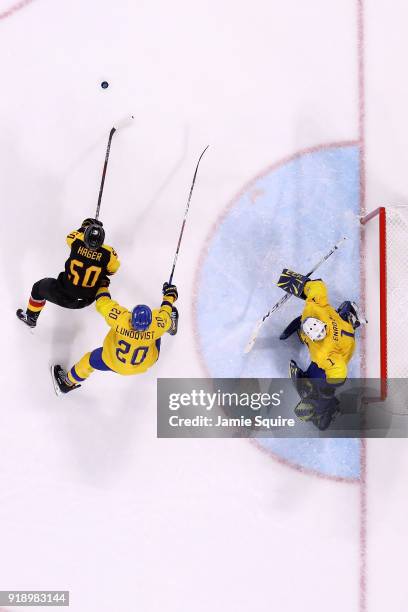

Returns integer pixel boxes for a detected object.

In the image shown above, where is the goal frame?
[360,206,387,399]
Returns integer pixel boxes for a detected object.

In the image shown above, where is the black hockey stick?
[95,115,134,220]
[169,145,209,284]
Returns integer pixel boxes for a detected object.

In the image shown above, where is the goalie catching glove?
[277,269,310,299]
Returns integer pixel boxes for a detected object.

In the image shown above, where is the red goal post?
[361,205,408,401]
[361,207,387,394]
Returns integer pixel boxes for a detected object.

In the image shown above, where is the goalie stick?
[169,145,209,284]
[244,236,348,354]
[95,115,134,220]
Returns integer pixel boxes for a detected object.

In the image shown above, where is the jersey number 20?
[116,341,148,365]
[69,260,101,288]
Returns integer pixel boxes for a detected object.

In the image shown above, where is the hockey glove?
[168,306,179,336]
[99,276,111,288]
[277,269,309,299]
[162,282,178,301]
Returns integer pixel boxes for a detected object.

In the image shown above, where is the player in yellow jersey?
[16,218,120,328]
[51,282,179,394]
[277,270,363,429]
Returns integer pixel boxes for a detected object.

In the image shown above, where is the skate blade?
[50,365,62,397]
[16,311,36,335]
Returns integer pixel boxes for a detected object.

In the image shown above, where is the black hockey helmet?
[84,224,105,251]
[81,218,103,229]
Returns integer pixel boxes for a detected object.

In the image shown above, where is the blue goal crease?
[196,145,361,480]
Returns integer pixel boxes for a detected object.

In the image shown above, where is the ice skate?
[51,365,81,396]
[16,308,39,329]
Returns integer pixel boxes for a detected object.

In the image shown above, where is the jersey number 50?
[69,260,101,288]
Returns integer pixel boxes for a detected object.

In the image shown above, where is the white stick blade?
[113,115,135,131]
[244,320,263,354]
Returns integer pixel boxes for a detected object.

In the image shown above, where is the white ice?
[0,1,407,611]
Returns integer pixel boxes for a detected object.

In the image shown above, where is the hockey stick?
[244,236,348,354]
[169,145,209,284]
[95,115,134,220]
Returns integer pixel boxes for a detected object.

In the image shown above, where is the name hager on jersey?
[62,229,120,297]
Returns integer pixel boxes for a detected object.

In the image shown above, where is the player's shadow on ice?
[49,312,86,367]
[253,334,303,356]
[249,334,304,376]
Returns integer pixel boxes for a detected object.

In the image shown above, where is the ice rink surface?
[0,1,407,610]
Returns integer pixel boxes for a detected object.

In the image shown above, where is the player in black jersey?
[16,219,120,328]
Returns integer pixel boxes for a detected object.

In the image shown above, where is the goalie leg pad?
[277,269,309,298]
[294,400,315,421]
[311,397,340,431]
[289,360,314,400]
[289,359,305,380]
[294,396,340,429]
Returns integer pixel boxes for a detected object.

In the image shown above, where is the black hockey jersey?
[59,229,120,298]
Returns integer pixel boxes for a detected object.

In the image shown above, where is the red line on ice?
[360,438,367,612]
[192,1,368,606]
[0,0,35,20]
[357,0,368,611]
[251,438,360,484]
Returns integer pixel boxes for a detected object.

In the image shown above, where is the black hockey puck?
[101,81,109,89]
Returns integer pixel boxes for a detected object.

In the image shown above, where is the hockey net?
[361,205,408,410]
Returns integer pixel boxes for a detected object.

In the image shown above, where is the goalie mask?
[302,317,327,341]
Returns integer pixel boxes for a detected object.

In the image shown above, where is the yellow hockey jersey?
[95,287,175,375]
[299,280,355,382]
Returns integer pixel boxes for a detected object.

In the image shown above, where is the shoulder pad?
[104,244,118,258]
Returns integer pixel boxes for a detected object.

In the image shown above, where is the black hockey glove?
[277,269,309,299]
[168,306,179,336]
[99,276,111,288]
[162,282,178,301]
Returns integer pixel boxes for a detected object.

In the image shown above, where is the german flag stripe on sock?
[28,296,46,312]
